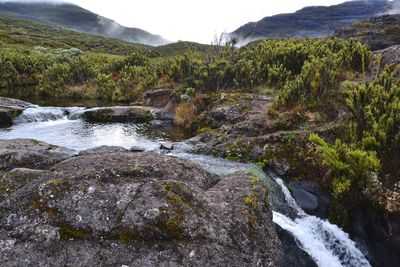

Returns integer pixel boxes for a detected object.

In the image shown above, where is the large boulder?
[375,45,400,72]
[0,139,76,171]
[0,151,283,266]
[80,106,174,124]
[81,106,154,123]
[0,97,34,127]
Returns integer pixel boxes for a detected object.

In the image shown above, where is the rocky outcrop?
[375,45,400,73]
[0,97,34,127]
[143,88,173,108]
[0,150,283,266]
[80,106,174,124]
[81,106,154,123]
[334,14,400,51]
[0,139,76,171]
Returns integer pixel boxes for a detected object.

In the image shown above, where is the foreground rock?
[0,139,76,171]
[80,106,174,124]
[0,97,34,127]
[78,145,128,156]
[0,151,282,266]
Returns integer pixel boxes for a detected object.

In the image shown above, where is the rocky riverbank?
[0,97,34,128]
[1,92,399,266]
[0,138,283,266]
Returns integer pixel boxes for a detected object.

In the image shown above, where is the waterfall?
[272,178,371,267]
[13,106,85,124]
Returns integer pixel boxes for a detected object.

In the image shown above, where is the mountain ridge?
[0,1,170,46]
[231,0,395,43]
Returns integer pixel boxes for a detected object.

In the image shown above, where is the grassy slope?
[0,17,216,56]
[0,17,150,55]
[0,2,166,46]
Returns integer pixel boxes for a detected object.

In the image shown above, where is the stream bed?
[0,105,371,267]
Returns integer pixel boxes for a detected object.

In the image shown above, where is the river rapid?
[0,105,371,267]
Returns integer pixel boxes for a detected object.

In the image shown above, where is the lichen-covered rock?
[79,145,129,156]
[375,45,400,75]
[0,97,34,127]
[0,151,282,266]
[0,139,76,171]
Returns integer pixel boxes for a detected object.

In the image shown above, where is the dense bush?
[0,38,371,104]
[346,66,400,179]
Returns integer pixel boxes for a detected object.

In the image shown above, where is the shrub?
[39,63,72,96]
[174,102,198,129]
[310,134,380,199]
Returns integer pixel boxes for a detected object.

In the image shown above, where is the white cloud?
[1,0,350,43]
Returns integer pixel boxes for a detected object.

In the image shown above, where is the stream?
[0,105,371,267]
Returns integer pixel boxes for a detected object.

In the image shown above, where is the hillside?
[0,17,217,57]
[0,17,150,55]
[231,0,393,43]
[334,14,400,50]
[0,1,169,46]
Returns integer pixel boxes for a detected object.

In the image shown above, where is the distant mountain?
[0,1,169,46]
[335,14,400,50]
[231,0,394,43]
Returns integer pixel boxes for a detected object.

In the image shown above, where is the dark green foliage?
[346,66,400,179]
[310,134,380,199]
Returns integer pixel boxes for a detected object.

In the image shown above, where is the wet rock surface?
[0,150,283,266]
[81,106,154,123]
[80,106,174,124]
[289,180,330,219]
[350,207,400,267]
[0,139,76,171]
[275,224,317,267]
[0,97,34,127]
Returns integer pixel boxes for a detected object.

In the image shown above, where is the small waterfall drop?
[272,178,371,267]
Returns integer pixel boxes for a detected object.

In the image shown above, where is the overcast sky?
[63,0,353,43]
[6,0,350,43]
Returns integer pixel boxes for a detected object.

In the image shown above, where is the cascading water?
[272,178,371,267]
[0,106,177,151]
[0,105,372,267]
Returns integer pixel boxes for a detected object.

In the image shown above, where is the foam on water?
[273,178,371,267]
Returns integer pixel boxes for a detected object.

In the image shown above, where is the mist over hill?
[0,1,170,46]
[231,0,396,43]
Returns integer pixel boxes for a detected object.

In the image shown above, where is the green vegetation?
[1,16,399,225]
[309,63,400,226]
[0,18,370,106]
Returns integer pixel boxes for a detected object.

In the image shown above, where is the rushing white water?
[273,178,371,267]
[0,106,177,151]
[0,106,371,267]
